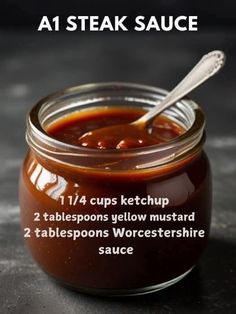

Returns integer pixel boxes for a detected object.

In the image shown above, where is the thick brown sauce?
[47,107,184,149]
[20,106,211,293]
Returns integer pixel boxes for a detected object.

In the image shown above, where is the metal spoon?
[78,50,225,148]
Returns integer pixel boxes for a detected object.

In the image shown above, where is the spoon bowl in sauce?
[78,116,182,149]
[78,51,225,149]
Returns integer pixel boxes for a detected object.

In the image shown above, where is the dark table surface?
[0,29,236,314]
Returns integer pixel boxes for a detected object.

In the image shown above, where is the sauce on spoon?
[47,107,184,149]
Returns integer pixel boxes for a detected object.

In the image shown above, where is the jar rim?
[26,82,205,169]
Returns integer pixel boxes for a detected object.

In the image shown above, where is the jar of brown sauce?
[19,82,212,296]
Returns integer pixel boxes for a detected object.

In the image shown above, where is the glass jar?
[19,82,212,296]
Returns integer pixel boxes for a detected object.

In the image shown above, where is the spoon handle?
[135,50,226,125]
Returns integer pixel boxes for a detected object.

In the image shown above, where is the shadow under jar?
[19,82,212,296]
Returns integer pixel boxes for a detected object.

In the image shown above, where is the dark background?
[0,1,236,314]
